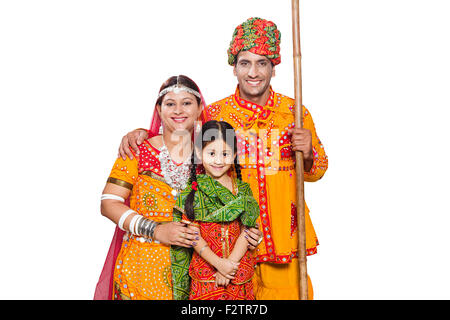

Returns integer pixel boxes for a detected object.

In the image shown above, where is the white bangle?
[199,244,208,257]
[118,209,135,231]
[129,214,142,235]
[101,194,125,202]
[134,216,143,235]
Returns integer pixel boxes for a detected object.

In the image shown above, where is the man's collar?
[234,86,275,111]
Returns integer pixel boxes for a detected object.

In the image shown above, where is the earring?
[159,125,163,135]
[196,123,201,133]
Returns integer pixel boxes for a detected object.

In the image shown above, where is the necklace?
[158,138,191,193]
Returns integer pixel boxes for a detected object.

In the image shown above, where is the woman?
[96,75,205,300]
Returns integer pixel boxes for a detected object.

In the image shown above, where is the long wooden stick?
[291,0,308,300]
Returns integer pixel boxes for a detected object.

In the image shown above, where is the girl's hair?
[156,75,202,106]
[184,120,241,220]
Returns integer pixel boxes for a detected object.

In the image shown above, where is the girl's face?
[157,91,202,134]
[201,139,236,181]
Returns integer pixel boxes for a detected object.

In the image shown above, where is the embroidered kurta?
[203,87,328,264]
[108,140,178,300]
[171,174,260,300]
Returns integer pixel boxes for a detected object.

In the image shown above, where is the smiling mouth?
[210,165,225,170]
[246,80,262,86]
[171,117,187,123]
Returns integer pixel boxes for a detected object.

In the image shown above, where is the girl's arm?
[189,224,239,279]
[227,227,249,263]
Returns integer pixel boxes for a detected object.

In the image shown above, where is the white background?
[1,0,449,299]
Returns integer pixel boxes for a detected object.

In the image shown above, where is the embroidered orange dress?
[108,140,177,300]
[202,86,328,299]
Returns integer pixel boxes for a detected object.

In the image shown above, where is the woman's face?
[201,139,236,181]
[157,91,202,134]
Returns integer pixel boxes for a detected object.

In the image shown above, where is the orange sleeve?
[303,106,328,182]
[107,155,139,190]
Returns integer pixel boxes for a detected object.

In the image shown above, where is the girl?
[171,120,260,300]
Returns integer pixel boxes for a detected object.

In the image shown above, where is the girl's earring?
[159,125,163,135]
[196,123,201,133]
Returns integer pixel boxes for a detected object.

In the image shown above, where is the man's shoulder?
[204,94,234,120]
[207,93,234,108]
[272,90,295,105]
[207,91,296,105]
[272,91,313,116]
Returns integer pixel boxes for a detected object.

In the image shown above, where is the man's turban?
[227,17,281,66]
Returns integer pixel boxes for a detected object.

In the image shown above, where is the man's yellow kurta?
[203,86,328,299]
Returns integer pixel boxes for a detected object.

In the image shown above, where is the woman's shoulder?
[137,136,162,154]
[146,135,163,150]
[134,136,163,172]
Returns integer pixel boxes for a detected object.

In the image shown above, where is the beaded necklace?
[158,138,191,193]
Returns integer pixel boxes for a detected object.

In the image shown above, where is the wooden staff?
[291,0,308,300]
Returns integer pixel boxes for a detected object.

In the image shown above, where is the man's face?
[233,50,275,102]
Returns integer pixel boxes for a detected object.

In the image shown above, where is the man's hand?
[118,129,149,160]
[288,127,314,171]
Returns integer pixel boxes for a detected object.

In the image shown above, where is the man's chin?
[241,88,266,99]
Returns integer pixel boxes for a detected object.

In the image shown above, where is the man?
[119,17,327,300]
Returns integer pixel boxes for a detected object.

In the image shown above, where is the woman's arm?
[101,183,135,230]
[101,183,197,247]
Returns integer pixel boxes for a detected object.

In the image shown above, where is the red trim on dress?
[138,140,162,176]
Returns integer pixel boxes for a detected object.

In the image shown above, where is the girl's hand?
[214,272,230,287]
[215,258,239,279]
[153,222,199,247]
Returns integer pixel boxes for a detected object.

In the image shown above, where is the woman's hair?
[184,120,242,220]
[156,75,202,106]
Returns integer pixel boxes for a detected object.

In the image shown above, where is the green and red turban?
[227,17,281,66]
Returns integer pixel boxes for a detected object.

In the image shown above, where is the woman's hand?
[153,221,199,247]
[244,224,263,250]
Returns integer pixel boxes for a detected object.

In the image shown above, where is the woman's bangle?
[136,218,160,239]
[199,244,208,257]
[118,209,135,231]
[101,193,125,202]
[149,221,160,239]
[129,214,142,235]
